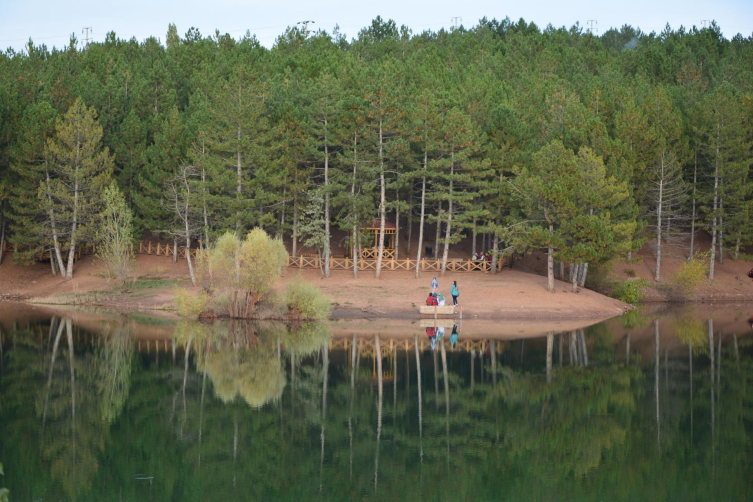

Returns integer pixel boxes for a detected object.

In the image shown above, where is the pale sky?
[1,0,751,53]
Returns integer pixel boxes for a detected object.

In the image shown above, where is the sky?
[0,0,751,53]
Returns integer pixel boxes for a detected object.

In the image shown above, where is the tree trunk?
[690,151,697,258]
[407,192,413,255]
[375,111,386,279]
[491,227,499,274]
[278,189,286,241]
[718,195,724,264]
[578,262,589,287]
[351,132,359,278]
[415,155,427,279]
[0,205,5,265]
[547,223,554,292]
[200,143,210,247]
[292,202,298,259]
[440,159,453,276]
[709,126,720,280]
[236,120,243,230]
[471,217,477,258]
[323,129,331,278]
[65,175,80,280]
[173,236,178,263]
[434,201,442,261]
[571,263,578,292]
[50,248,57,276]
[559,261,565,280]
[185,211,196,286]
[395,187,400,261]
[655,155,664,282]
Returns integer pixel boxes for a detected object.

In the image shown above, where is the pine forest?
[0,17,751,288]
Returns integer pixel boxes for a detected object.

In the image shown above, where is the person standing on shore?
[431,277,438,294]
[451,281,459,306]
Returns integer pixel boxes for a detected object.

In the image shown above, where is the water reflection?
[0,306,752,501]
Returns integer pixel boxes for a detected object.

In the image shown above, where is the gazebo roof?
[365,219,397,230]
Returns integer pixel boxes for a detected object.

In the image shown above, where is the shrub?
[285,276,332,320]
[624,268,637,278]
[174,288,211,317]
[611,279,649,305]
[205,230,288,318]
[673,252,708,291]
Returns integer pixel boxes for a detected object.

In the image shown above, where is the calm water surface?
[0,305,752,501]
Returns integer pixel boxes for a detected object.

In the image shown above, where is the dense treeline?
[0,18,751,288]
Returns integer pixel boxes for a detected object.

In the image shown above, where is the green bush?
[284,276,331,320]
[174,288,211,317]
[673,252,708,290]
[611,279,649,305]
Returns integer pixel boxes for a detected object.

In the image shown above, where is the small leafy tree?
[206,229,288,319]
[285,274,332,320]
[96,183,135,289]
[297,188,328,276]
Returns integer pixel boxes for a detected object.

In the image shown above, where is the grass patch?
[132,276,183,290]
[29,290,116,305]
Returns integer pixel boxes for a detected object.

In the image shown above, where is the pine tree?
[42,98,114,280]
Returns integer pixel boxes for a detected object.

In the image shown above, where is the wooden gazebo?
[358,219,396,260]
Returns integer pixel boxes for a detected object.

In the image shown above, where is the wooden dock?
[419,305,460,318]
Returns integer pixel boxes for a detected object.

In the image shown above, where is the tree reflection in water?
[0,312,752,501]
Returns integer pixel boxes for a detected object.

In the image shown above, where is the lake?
[0,303,751,501]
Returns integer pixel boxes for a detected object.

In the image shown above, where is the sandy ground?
[0,251,630,320]
[2,229,747,319]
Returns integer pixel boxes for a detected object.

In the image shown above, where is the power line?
[451,17,462,30]
[81,26,92,46]
[586,20,597,35]
[296,20,315,37]
[700,20,710,29]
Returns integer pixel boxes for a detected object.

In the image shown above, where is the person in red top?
[426,293,438,306]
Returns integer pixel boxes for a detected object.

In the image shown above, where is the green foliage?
[174,288,210,317]
[204,229,288,318]
[1,17,752,294]
[611,279,649,305]
[673,252,709,291]
[284,276,332,320]
[96,183,135,288]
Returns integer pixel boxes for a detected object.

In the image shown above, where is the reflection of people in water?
[430,336,438,351]
[437,326,445,339]
[748,317,753,329]
[426,326,437,337]
[450,324,459,347]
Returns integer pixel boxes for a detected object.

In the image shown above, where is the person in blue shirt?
[450,324,459,347]
[450,281,459,306]
[431,277,439,294]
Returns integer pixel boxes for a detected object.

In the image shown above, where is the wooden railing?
[287,255,505,273]
[136,241,200,258]
[361,248,395,259]
[3,237,501,273]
